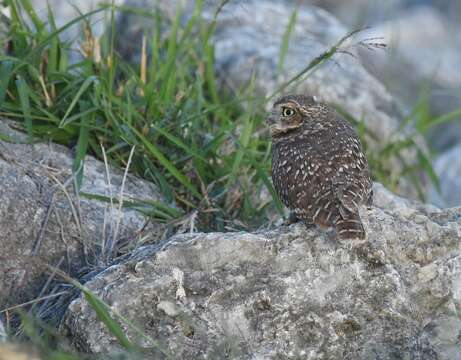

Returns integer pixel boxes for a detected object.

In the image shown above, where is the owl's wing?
[333,137,371,213]
[335,182,364,214]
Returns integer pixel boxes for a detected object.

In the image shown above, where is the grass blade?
[73,101,92,190]
[15,76,33,142]
[227,74,256,186]
[131,126,202,199]
[416,145,440,192]
[420,107,461,132]
[19,0,45,33]
[82,290,136,352]
[246,148,284,215]
[59,76,96,127]
[277,4,299,78]
[269,28,364,100]
[150,123,208,162]
[0,60,14,106]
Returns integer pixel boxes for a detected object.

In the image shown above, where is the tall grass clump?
[0,0,284,232]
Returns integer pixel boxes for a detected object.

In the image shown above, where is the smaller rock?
[0,119,167,309]
[372,182,410,210]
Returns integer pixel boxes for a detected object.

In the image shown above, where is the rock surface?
[429,144,461,208]
[0,120,166,309]
[63,183,461,359]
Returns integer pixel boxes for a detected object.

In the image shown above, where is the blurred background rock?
[20,0,461,208]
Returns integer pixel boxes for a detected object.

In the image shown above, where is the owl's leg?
[302,220,316,229]
[283,211,301,225]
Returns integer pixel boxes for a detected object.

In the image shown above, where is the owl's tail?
[335,209,365,240]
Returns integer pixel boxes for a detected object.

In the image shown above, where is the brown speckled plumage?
[267,94,372,239]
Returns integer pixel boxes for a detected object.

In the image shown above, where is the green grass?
[1,0,461,357]
[0,0,287,233]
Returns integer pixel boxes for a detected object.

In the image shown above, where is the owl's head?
[266,94,319,137]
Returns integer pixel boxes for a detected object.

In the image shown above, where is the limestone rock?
[0,120,166,309]
[63,186,461,359]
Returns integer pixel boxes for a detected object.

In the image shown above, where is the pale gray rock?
[359,6,461,151]
[306,0,405,27]
[372,181,410,210]
[0,120,166,309]
[429,144,461,208]
[63,187,461,359]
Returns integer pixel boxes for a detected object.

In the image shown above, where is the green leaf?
[420,107,461,132]
[82,290,137,352]
[416,146,440,193]
[247,149,284,215]
[73,101,92,190]
[150,122,208,162]
[277,5,298,77]
[80,191,183,220]
[227,74,255,186]
[15,76,33,143]
[59,76,96,127]
[19,0,46,33]
[131,126,202,199]
[0,60,14,106]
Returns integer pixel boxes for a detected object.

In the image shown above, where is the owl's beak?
[266,114,282,136]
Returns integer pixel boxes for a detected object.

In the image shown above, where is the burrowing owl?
[267,94,372,239]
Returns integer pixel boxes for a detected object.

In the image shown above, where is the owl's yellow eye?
[282,107,295,117]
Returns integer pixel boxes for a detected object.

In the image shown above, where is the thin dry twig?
[29,257,64,315]
[100,144,114,261]
[0,291,70,314]
[110,145,136,257]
